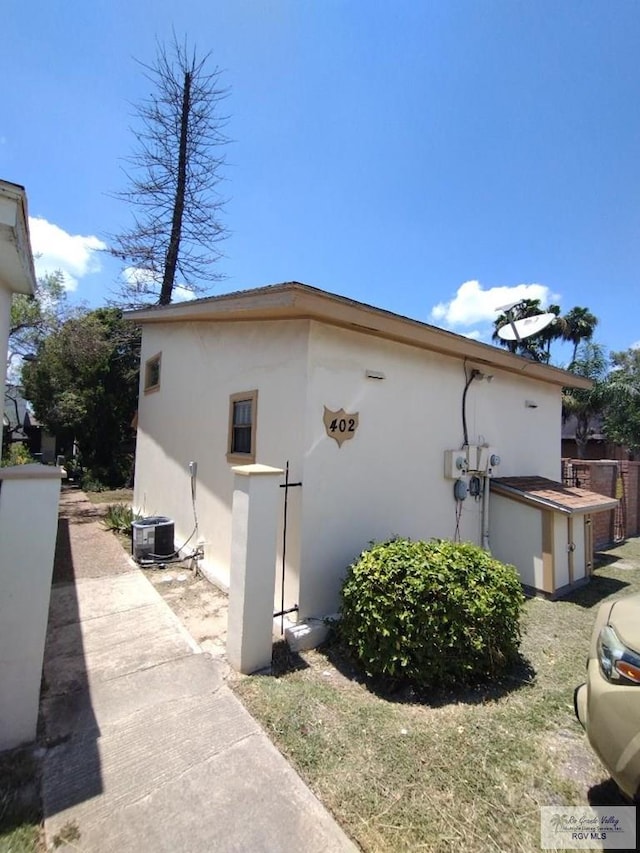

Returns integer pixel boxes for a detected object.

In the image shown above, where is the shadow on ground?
[268,640,311,676]
[587,777,632,807]
[39,507,103,812]
[562,572,631,610]
[268,633,537,709]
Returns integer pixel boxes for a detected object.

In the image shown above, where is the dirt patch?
[142,566,228,657]
[544,728,603,789]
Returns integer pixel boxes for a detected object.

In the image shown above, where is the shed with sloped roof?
[490,476,618,596]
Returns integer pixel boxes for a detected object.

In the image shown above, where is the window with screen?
[227,390,258,462]
[144,353,161,393]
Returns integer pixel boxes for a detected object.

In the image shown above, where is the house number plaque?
[323,406,359,447]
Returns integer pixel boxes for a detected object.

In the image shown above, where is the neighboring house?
[3,384,30,448]
[3,384,57,462]
[561,413,630,461]
[127,282,615,620]
[0,181,34,390]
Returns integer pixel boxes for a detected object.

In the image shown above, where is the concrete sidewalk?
[40,490,357,852]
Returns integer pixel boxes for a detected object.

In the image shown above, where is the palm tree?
[492,299,558,362]
[493,301,599,367]
[602,348,640,458]
[562,342,611,458]
[538,303,564,361]
[562,307,598,364]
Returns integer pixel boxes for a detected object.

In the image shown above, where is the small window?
[227,390,258,463]
[144,353,161,393]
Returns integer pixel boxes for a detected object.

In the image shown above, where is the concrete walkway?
[40,489,357,852]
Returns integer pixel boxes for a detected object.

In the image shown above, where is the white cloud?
[123,267,197,302]
[123,266,158,288]
[29,216,106,291]
[172,286,197,302]
[631,341,640,350]
[430,280,559,328]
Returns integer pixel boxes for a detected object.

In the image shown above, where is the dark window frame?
[144,353,162,394]
[227,390,258,463]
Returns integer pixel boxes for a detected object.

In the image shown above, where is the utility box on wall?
[444,445,502,479]
[489,477,618,598]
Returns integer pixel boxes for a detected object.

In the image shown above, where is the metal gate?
[273,460,302,634]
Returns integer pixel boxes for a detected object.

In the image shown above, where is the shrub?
[339,538,525,688]
[64,458,83,481]
[80,455,134,492]
[1,443,34,467]
[102,504,139,534]
[81,471,107,492]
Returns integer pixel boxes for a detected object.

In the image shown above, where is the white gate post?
[0,465,61,750]
[227,463,284,674]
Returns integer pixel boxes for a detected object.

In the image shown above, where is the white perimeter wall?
[0,466,61,749]
[134,320,308,606]
[298,322,562,617]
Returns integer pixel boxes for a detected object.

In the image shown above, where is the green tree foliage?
[339,538,524,688]
[492,300,598,366]
[8,270,69,370]
[21,308,140,486]
[111,35,228,306]
[492,299,557,362]
[4,270,73,449]
[562,306,599,364]
[1,442,34,467]
[602,347,640,457]
[562,342,613,459]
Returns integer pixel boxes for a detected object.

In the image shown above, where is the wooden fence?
[562,459,640,549]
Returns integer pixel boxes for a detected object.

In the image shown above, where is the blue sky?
[2,1,639,361]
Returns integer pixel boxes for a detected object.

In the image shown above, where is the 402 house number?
[323,406,359,448]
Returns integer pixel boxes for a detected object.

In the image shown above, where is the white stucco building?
[128,282,613,624]
[0,181,36,385]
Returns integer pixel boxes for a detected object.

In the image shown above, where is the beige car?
[575,593,640,801]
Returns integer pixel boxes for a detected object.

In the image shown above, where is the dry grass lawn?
[85,488,133,506]
[233,539,640,852]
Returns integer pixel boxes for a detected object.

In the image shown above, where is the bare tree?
[9,270,67,363]
[111,36,229,306]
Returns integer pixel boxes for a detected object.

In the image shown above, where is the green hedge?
[339,538,525,687]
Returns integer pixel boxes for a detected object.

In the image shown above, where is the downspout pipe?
[481,475,491,552]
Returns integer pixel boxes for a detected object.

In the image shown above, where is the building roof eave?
[0,180,36,296]
[124,281,592,390]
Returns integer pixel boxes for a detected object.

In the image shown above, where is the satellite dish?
[496,300,522,313]
[497,312,556,342]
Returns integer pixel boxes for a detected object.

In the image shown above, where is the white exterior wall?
[572,517,586,583]
[297,322,562,617]
[135,316,565,621]
[134,320,308,605]
[553,513,570,589]
[0,284,11,394]
[489,494,544,589]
